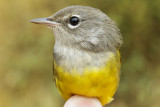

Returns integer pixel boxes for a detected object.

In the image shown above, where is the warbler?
[30,5,123,106]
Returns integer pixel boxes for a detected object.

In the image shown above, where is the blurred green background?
[0,0,160,107]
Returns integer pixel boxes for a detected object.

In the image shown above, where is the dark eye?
[69,16,80,26]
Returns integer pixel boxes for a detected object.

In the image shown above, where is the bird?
[30,5,123,106]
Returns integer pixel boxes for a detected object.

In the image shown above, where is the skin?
[64,95,102,107]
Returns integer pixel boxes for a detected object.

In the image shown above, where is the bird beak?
[30,17,58,26]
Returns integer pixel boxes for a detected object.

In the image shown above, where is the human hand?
[64,95,102,107]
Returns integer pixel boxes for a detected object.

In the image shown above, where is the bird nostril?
[47,18,53,21]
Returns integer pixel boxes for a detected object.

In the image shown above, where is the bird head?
[31,5,123,53]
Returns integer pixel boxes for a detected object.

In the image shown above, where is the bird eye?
[69,16,80,26]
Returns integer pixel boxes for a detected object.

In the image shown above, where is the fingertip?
[64,95,102,107]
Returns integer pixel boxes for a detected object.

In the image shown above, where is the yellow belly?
[54,52,121,105]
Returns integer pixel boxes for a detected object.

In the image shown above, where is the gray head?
[31,5,123,53]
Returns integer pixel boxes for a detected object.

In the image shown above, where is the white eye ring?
[68,15,81,29]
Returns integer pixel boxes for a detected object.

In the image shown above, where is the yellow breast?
[54,51,121,105]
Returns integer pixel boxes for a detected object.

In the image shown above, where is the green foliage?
[0,0,160,107]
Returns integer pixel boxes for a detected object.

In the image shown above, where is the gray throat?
[53,42,112,72]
